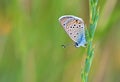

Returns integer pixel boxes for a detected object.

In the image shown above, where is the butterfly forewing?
[59,15,85,42]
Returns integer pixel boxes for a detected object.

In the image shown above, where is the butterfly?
[58,15,87,48]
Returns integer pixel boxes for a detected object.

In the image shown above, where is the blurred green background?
[0,0,120,82]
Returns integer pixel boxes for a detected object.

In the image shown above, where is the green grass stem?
[81,0,99,82]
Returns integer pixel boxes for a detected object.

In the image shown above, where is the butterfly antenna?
[61,43,75,48]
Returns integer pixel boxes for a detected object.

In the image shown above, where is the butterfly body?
[59,15,86,47]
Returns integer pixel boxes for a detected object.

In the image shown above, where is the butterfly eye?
[75,42,79,47]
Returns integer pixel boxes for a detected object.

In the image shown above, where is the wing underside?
[59,15,85,42]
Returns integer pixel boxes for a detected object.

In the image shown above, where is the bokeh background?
[0,0,120,82]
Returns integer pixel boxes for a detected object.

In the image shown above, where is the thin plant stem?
[81,0,99,82]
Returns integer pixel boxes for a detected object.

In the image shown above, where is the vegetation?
[0,0,120,82]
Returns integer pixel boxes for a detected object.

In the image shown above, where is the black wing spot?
[70,26,72,28]
[76,26,78,28]
[73,26,74,28]
[74,36,76,37]
[63,24,65,26]
[76,20,78,22]
[77,33,79,35]
[79,25,81,27]
[70,33,72,35]
[74,24,76,26]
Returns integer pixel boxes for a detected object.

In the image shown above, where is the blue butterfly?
[59,15,86,47]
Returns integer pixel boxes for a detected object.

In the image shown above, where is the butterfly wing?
[59,15,85,43]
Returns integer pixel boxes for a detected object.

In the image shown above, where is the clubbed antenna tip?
[61,45,66,48]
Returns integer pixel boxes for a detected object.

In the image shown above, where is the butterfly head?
[74,42,86,48]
